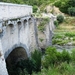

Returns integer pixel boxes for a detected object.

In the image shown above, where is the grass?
[52,17,75,46]
[32,47,75,75]
[32,63,75,75]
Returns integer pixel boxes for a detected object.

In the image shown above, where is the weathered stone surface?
[0,3,56,75]
[0,2,32,20]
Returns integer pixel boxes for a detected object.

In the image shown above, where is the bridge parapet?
[0,2,32,20]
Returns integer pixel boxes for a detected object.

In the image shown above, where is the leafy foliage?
[7,59,36,75]
[71,48,75,64]
[54,0,75,16]
[61,50,71,63]
[57,15,64,23]
[38,18,50,32]
[33,5,38,13]
[42,47,71,68]
[31,50,42,72]
[68,7,75,16]
[7,49,41,75]
[54,20,59,27]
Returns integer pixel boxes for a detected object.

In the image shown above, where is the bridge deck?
[0,2,32,20]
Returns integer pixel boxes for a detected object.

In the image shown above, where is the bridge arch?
[4,43,30,59]
[5,44,30,75]
[6,47,28,67]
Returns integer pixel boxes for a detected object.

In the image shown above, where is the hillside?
[0,0,63,13]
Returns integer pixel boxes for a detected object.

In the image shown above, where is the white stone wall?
[1,17,30,59]
[0,39,8,75]
[0,15,39,75]
[0,2,32,20]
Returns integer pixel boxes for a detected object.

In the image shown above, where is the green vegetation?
[52,39,69,45]
[53,17,75,46]
[42,47,71,68]
[54,15,64,27]
[57,15,64,23]
[7,50,41,75]
[1,0,56,13]
[54,20,59,27]
[38,17,50,32]
[7,46,75,75]
[1,0,75,16]
[68,7,75,16]
[33,64,75,75]
[39,38,44,42]
[54,0,75,16]
[71,48,75,64]
[7,59,35,75]
[31,50,41,72]
[65,32,75,37]
[33,47,75,75]
[33,5,38,13]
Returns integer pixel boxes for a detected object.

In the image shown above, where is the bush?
[71,48,75,64]
[7,50,42,75]
[54,20,59,27]
[33,5,38,13]
[68,7,75,16]
[54,1,61,7]
[65,32,75,37]
[42,47,57,68]
[31,50,42,72]
[61,50,71,63]
[57,15,64,23]
[42,47,71,68]
[15,59,36,75]
[7,58,35,75]
[56,52,62,63]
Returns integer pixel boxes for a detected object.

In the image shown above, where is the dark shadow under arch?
[6,47,28,67]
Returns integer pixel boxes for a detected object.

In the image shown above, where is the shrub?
[33,5,38,13]
[68,7,75,16]
[15,59,36,75]
[42,47,71,68]
[56,62,70,74]
[71,48,75,64]
[31,50,42,72]
[38,23,45,32]
[57,15,64,23]
[54,1,61,7]
[54,20,59,27]
[65,32,75,37]
[61,50,71,63]
[56,52,62,63]
[42,47,57,68]
[7,58,35,75]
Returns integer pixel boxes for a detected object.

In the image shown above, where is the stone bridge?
[0,2,56,75]
[0,2,39,75]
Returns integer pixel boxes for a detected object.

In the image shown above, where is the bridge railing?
[0,2,32,20]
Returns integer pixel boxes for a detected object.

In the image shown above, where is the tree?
[68,0,75,7]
